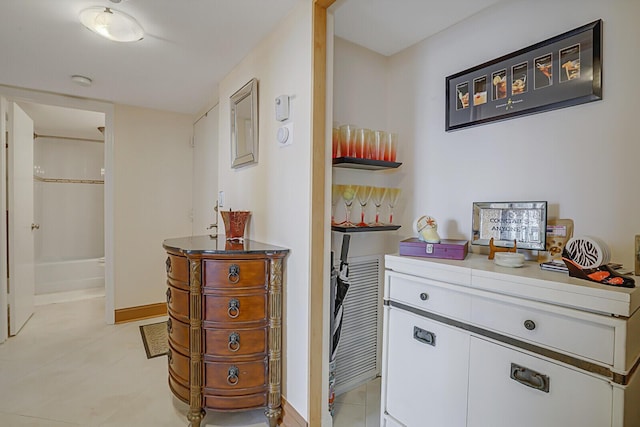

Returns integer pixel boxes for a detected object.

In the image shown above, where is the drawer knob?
[524,319,536,331]
[166,288,172,304]
[419,292,429,301]
[228,332,240,352]
[227,365,239,386]
[228,298,240,318]
[165,256,172,273]
[167,318,173,334]
[228,264,240,283]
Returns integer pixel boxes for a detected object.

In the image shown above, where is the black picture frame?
[445,20,602,131]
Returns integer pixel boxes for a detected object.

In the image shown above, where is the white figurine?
[415,215,441,243]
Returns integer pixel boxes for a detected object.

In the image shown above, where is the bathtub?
[35,257,105,295]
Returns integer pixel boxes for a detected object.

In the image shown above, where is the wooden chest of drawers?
[163,236,288,427]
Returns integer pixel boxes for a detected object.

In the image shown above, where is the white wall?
[113,105,193,309]
[217,1,313,418]
[385,0,640,268]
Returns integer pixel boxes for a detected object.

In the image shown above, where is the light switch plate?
[275,95,289,121]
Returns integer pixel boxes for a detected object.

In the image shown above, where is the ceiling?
[1,0,500,133]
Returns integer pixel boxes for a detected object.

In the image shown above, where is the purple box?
[399,238,469,260]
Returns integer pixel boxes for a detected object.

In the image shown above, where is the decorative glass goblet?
[355,185,373,227]
[341,184,358,226]
[370,186,387,225]
[386,188,401,224]
[331,184,344,226]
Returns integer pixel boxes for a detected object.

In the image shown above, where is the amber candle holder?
[220,210,251,241]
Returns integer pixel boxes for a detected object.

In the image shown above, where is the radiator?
[334,254,383,395]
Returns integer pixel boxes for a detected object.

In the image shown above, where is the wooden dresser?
[162,235,289,427]
[381,253,640,427]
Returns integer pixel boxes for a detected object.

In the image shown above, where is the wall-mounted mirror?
[230,78,258,168]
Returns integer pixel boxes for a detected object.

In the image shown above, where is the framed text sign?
[472,201,547,250]
[446,20,602,131]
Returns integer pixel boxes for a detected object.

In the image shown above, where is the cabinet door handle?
[413,326,436,347]
[227,365,239,386]
[166,288,172,304]
[165,256,172,273]
[228,332,240,352]
[524,319,536,330]
[510,363,549,393]
[228,264,240,283]
[228,298,240,318]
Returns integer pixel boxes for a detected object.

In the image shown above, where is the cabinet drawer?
[168,373,189,404]
[166,254,189,282]
[204,358,267,391]
[204,327,267,357]
[384,307,469,427]
[471,296,615,365]
[166,285,189,322]
[387,272,472,322]
[168,344,190,384]
[168,316,189,355]
[204,392,267,411]
[468,337,612,427]
[204,294,267,323]
[204,260,266,289]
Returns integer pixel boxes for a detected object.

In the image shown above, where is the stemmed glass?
[331,184,344,226]
[340,184,358,226]
[386,188,401,224]
[370,186,387,226]
[355,185,373,227]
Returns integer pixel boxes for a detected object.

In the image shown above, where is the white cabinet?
[381,254,640,427]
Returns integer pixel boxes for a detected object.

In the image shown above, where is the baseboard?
[114,302,166,324]
[281,397,307,427]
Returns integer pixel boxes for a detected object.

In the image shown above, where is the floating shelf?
[332,157,402,170]
[331,224,401,233]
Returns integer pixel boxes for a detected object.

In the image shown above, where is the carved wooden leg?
[187,408,205,427]
[265,407,281,427]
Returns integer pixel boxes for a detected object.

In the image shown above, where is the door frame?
[0,86,115,343]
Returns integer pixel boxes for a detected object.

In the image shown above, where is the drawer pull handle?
[166,288,172,304]
[524,319,536,330]
[510,363,549,393]
[228,264,240,283]
[413,326,436,347]
[228,332,240,352]
[228,298,240,318]
[419,292,429,301]
[165,256,172,273]
[167,318,173,334]
[227,365,239,386]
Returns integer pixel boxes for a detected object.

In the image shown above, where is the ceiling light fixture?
[79,7,144,42]
[71,75,93,87]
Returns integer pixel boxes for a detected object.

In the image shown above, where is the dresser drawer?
[388,272,472,322]
[471,295,615,365]
[166,254,189,282]
[204,358,267,391]
[168,344,190,384]
[168,316,189,355]
[204,392,267,411]
[204,294,267,323]
[204,260,267,290]
[168,373,190,404]
[204,327,267,357]
[166,285,189,322]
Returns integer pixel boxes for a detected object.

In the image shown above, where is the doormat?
[139,321,169,359]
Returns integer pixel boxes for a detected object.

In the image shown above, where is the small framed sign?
[446,20,602,131]
[472,201,547,250]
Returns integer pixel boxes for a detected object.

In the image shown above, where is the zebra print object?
[564,236,610,269]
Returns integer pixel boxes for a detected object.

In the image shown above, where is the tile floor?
[0,296,380,427]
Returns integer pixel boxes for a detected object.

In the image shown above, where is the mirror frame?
[230,78,258,168]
